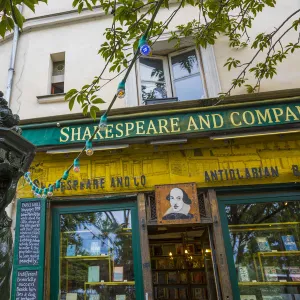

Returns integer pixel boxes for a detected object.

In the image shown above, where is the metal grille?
[198,192,207,217]
[148,193,157,220]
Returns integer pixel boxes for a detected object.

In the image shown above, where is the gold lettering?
[82,127,92,140]
[125,122,135,136]
[230,112,241,126]
[242,111,255,125]
[295,106,300,115]
[71,127,82,141]
[93,126,104,140]
[136,121,145,134]
[198,115,210,129]
[187,116,199,131]
[158,119,169,134]
[170,118,180,132]
[212,114,224,128]
[115,123,124,138]
[285,107,299,121]
[272,108,284,123]
[146,120,158,134]
[105,124,114,138]
[255,109,273,124]
[60,127,70,142]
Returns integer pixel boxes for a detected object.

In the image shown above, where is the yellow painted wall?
[17,135,300,198]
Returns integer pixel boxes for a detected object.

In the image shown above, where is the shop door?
[148,225,219,300]
[50,201,143,300]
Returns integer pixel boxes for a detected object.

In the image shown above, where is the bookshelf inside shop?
[59,209,136,300]
[229,222,300,300]
[149,228,217,300]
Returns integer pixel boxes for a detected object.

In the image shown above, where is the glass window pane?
[59,210,136,300]
[141,82,167,100]
[173,74,205,101]
[140,58,165,82]
[171,50,200,79]
[225,201,300,299]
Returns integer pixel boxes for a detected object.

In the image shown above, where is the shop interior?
[147,225,218,300]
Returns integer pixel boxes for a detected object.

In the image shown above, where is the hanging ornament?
[42,188,48,199]
[62,170,69,180]
[56,180,61,189]
[85,140,94,156]
[98,114,107,131]
[116,81,126,98]
[48,185,54,197]
[24,172,31,183]
[36,188,43,198]
[73,158,80,172]
[139,35,151,56]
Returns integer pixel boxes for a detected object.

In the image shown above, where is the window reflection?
[59,210,135,300]
[226,201,300,299]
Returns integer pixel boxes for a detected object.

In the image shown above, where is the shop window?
[224,199,300,299]
[138,48,206,104]
[50,52,65,95]
[58,209,137,299]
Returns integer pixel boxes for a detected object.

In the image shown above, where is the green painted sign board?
[11,199,46,300]
[22,101,300,146]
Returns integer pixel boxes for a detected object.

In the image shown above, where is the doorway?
[148,225,218,300]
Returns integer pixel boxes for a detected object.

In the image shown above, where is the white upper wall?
[0,0,299,120]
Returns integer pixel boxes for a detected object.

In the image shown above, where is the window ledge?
[37,93,66,104]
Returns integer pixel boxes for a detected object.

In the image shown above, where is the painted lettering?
[60,127,70,142]
[230,112,242,127]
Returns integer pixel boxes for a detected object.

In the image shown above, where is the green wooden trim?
[217,191,300,300]
[11,198,46,300]
[50,200,144,300]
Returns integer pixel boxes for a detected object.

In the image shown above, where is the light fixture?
[73,158,80,172]
[62,170,69,180]
[150,139,187,145]
[56,180,61,189]
[48,185,54,197]
[99,114,108,131]
[46,144,130,154]
[169,252,173,256]
[139,35,151,56]
[85,140,94,156]
[116,81,125,98]
[210,128,300,140]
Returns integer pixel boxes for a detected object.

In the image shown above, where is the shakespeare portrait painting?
[155,183,200,224]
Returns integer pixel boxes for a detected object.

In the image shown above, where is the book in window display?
[256,237,271,252]
[152,272,158,284]
[167,271,177,284]
[238,265,250,282]
[282,235,298,251]
[168,288,178,299]
[158,272,167,284]
[288,267,300,282]
[66,244,76,256]
[180,271,188,283]
[264,266,278,282]
[90,240,101,256]
[178,288,187,300]
[157,287,166,299]
[66,293,78,300]
[113,266,124,281]
[240,296,257,300]
[262,296,286,300]
[193,287,207,300]
[89,295,100,300]
[192,271,205,284]
[116,295,126,300]
[88,266,100,282]
[157,258,168,270]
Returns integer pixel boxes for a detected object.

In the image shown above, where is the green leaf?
[92,98,105,104]
[12,5,24,28]
[65,89,78,100]
[78,2,84,13]
[90,106,98,120]
[68,97,75,111]
[0,19,8,38]
[72,0,80,7]
[23,0,36,12]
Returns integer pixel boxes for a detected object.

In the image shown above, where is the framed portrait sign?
[155,183,200,224]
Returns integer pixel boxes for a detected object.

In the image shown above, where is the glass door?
[51,202,143,300]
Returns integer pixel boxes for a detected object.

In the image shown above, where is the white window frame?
[137,47,208,104]
[137,55,173,104]
[168,46,207,100]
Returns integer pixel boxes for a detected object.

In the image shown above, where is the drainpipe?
[5,5,23,222]
[5,4,23,106]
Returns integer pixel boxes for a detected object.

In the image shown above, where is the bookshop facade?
[12,96,300,300]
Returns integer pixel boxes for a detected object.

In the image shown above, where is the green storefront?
[11,92,300,300]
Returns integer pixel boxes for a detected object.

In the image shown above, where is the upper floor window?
[138,48,206,104]
[50,52,65,95]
